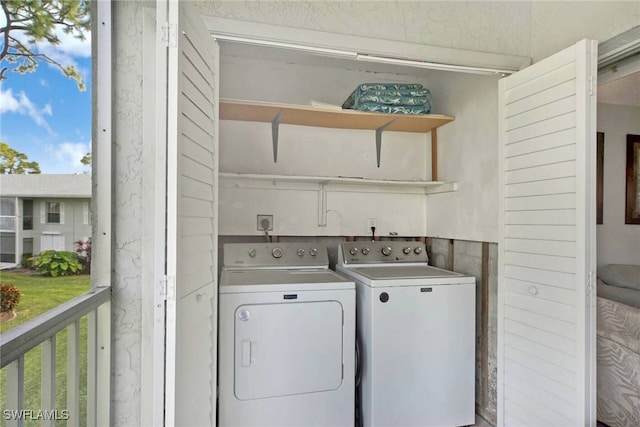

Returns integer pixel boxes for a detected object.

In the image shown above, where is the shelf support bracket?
[271,110,283,162]
[375,119,397,167]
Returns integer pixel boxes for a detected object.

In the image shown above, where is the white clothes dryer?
[336,241,476,427]
[219,243,355,427]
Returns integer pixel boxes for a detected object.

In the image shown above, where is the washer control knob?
[297,248,305,257]
[414,246,423,254]
[309,248,318,257]
[272,247,283,258]
[362,247,370,255]
[349,247,359,256]
[381,246,392,256]
[403,247,412,254]
[248,248,256,257]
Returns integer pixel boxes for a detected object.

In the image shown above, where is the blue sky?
[0,23,91,174]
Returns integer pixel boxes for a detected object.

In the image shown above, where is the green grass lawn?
[0,271,91,427]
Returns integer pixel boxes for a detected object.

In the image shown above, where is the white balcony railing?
[0,287,111,427]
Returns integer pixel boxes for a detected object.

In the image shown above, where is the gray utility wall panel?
[428,238,498,425]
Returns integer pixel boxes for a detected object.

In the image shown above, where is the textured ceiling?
[598,70,640,107]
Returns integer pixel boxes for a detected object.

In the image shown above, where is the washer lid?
[220,268,355,293]
[352,265,463,280]
[337,264,475,287]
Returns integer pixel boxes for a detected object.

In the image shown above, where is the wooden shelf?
[219,172,457,195]
[219,99,454,168]
[220,99,454,133]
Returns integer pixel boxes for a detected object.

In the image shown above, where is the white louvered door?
[165,2,219,426]
[498,40,597,426]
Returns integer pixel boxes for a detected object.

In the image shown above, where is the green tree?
[0,0,91,90]
[80,151,90,165]
[0,141,41,174]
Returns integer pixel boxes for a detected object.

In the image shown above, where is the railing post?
[96,299,111,426]
[85,297,111,426]
[87,310,97,426]
[67,321,80,427]
[6,357,25,427]
[41,336,57,427]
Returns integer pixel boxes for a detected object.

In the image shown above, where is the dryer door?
[234,300,344,400]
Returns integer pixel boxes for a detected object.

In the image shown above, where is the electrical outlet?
[368,218,377,229]
[257,214,273,231]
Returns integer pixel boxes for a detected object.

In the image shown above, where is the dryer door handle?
[242,340,252,367]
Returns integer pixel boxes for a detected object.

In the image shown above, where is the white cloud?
[50,142,91,172]
[35,25,91,65]
[40,79,49,87]
[11,23,91,80]
[0,87,21,112]
[0,87,54,134]
[52,26,92,58]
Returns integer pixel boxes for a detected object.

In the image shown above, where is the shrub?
[0,284,21,313]
[74,238,91,274]
[21,252,34,269]
[32,250,83,277]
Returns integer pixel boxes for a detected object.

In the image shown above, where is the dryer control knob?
[297,248,305,257]
[362,247,370,255]
[309,248,318,256]
[414,246,423,254]
[381,246,392,256]
[272,247,284,258]
[349,247,359,256]
[248,248,256,257]
[403,247,412,254]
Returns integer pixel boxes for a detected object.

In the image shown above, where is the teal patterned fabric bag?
[342,83,433,114]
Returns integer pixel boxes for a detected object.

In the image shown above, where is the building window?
[23,238,33,254]
[0,198,16,231]
[83,202,90,225]
[46,202,62,224]
[41,234,65,252]
[22,238,34,265]
[0,232,16,263]
[23,200,33,230]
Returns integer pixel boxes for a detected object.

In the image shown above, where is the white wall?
[425,72,501,242]
[530,2,640,62]
[596,103,640,268]
[218,54,435,237]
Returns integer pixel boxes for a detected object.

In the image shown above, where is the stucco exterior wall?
[111,1,151,425]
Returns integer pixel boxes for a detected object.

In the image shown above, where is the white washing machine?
[336,241,475,427]
[218,243,355,427]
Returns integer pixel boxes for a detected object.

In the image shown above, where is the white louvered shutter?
[164,2,219,426]
[497,39,597,426]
